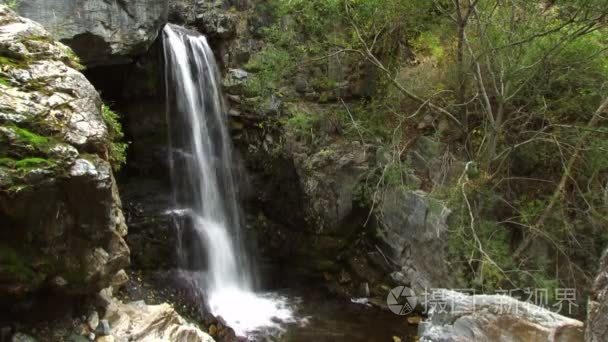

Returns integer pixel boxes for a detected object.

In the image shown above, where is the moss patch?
[14,157,53,169]
[9,125,51,149]
[0,245,36,282]
[0,55,29,69]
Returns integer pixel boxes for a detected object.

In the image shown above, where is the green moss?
[0,157,16,168]
[102,105,128,171]
[63,48,84,70]
[26,35,52,43]
[0,245,36,282]
[14,157,52,169]
[0,76,10,86]
[9,125,50,148]
[0,55,29,69]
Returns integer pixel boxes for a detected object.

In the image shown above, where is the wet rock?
[110,270,129,292]
[87,311,100,331]
[11,333,36,342]
[95,319,111,336]
[70,335,89,342]
[419,289,584,342]
[4,0,169,66]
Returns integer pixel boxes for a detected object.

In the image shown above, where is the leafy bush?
[101,105,128,171]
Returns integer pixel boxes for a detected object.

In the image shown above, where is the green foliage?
[243,46,292,97]
[5,0,18,10]
[283,108,318,133]
[101,105,128,171]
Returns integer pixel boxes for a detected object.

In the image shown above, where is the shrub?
[101,105,128,171]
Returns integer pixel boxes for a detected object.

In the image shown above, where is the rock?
[586,247,608,341]
[290,140,372,234]
[193,2,237,38]
[223,68,249,95]
[208,324,218,336]
[419,289,584,342]
[357,282,370,297]
[103,297,214,342]
[4,0,169,66]
[294,76,308,93]
[88,333,95,341]
[110,269,129,292]
[1,327,12,341]
[87,311,100,331]
[66,334,88,342]
[377,189,451,294]
[0,5,129,297]
[96,319,111,336]
[95,336,114,342]
[11,333,36,342]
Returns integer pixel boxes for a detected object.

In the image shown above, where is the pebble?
[95,320,110,336]
[208,325,217,336]
[407,316,422,325]
[88,332,95,341]
[11,333,37,342]
[87,311,99,331]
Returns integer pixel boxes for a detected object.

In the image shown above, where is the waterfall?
[162,24,292,336]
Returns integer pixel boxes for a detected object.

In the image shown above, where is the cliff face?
[586,248,608,341]
[0,5,128,298]
[2,0,168,66]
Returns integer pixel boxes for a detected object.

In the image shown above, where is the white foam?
[208,288,294,336]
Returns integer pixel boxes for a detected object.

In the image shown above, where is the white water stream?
[163,24,293,336]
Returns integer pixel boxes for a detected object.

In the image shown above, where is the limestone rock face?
[420,290,584,342]
[104,297,215,342]
[586,248,608,341]
[3,0,168,66]
[377,188,451,294]
[0,5,128,296]
[289,139,372,234]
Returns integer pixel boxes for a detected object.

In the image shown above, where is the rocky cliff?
[2,0,168,67]
[586,247,608,341]
[0,5,128,299]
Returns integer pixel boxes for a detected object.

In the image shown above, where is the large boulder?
[586,247,608,341]
[289,139,372,234]
[419,289,584,342]
[0,5,128,296]
[2,0,168,66]
[377,188,451,293]
[103,296,215,342]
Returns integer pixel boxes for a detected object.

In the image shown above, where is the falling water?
[163,24,292,336]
